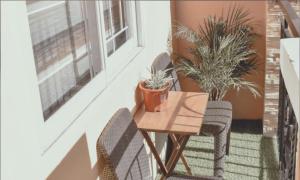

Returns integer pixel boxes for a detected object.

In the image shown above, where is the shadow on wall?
[47,84,167,180]
[47,135,100,180]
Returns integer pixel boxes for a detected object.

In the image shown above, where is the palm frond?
[174,24,201,44]
[174,6,260,100]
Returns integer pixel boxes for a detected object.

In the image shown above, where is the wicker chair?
[97,108,221,180]
[152,53,232,178]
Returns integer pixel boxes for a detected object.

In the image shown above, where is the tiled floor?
[157,121,279,180]
[174,133,279,180]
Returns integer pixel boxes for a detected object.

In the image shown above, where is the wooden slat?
[165,135,190,177]
[169,134,192,175]
[140,130,168,175]
[134,91,208,134]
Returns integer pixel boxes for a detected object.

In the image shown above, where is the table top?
[134,91,209,135]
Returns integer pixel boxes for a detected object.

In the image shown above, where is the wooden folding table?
[134,91,209,179]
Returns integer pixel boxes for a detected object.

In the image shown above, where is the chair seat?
[198,101,232,177]
[167,174,222,180]
[200,101,232,136]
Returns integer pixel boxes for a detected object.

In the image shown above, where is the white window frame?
[29,1,107,151]
[98,0,140,81]
[27,0,142,152]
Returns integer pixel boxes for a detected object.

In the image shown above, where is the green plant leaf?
[174,6,260,100]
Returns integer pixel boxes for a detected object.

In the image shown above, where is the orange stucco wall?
[171,1,266,120]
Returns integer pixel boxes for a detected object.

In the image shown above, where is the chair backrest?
[97,108,151,180]
[152,53,181,91]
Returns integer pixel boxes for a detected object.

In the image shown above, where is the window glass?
[102,0,132,56]
[26,0,101,120]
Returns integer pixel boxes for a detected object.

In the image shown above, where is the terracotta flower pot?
[139,81,170,112]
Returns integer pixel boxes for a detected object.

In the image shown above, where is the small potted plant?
[139,68,173,112]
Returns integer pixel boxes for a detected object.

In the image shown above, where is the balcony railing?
[278,72,298,180]
[277,1,299,179]
[279,0,300,37]
[277,0,300,179]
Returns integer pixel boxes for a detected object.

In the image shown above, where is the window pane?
[115,31,127,49]
[103,1,112,39]
[103,0,132,56]
[107,41,114,56]
[111,0,122,34]
[26,0,101,121]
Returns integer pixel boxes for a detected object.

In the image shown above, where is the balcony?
[1,1,300,180]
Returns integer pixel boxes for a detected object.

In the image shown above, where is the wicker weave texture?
[97,108,151,180]
[202,101,232,177]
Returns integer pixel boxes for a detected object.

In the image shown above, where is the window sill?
[106,46,144,83]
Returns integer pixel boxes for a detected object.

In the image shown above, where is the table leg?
[140,130,168,176]
[164,135,190,178]
[169,134,192,175]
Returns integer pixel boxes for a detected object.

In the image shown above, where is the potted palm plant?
[175,6,260,101]
[139,68,173,112]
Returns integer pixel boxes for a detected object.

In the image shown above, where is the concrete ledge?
[280,38,300,122]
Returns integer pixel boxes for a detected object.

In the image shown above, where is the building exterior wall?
[263,1,282,136]
[264,1,300,136]
[1,1,171,180]
[171,1,267,120]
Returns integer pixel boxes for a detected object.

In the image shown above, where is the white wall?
[1,1,171,180]
[280,38,300,123]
